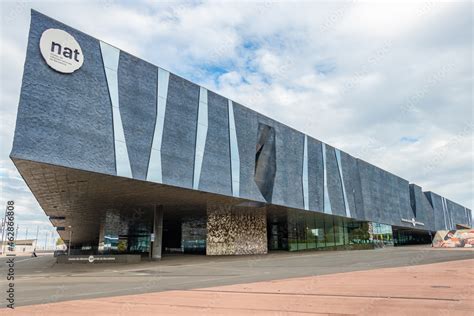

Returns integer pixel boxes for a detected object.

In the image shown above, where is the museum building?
[10,11,472,258]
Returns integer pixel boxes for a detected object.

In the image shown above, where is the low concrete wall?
[57,254,141,264]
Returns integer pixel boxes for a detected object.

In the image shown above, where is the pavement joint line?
[11,257,39,263]
[77,300,349,315]
[187,289,461,302]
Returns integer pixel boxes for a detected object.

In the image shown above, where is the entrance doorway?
[267,207,288,251]
[393,226,433,246]
[161,207,207,255]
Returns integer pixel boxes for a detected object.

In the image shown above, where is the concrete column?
[152,205,164,260]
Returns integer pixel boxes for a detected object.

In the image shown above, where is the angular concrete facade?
[10,11,472,256]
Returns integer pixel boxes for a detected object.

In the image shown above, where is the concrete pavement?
[0,246,473,311]
[4,257,474,315]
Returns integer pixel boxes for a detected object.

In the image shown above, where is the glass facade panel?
[347,221,371,244]
[372,222,394,247]
[324,215,335,247]
[281,209,375,251]
[342,218,349,244]
[100,208,153,255]
[314,212,326,248]
[288,211,298,251]
[296,211,307,250]
[306,212,316,249]
[393,228,432,246]
[334,216,344,246]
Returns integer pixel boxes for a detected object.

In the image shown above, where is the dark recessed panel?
[161,74,199,189]
[232,103,265,202]
[254,123,276,203]
[199,91,232,195]
[307,137,324,212]
[118,52,157,180]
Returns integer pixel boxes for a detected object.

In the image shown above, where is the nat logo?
[39,28,84,74]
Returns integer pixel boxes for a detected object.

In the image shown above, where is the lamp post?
[67,225,72,256]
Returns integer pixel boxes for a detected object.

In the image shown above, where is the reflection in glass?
[371,222,394,247]
[288,211,298,251]
[324,215,335,247]
[314,212,326,248]
[347,221,370,244]
[306,212,316,249]
[334,216,344,246]
[296,211,307,250]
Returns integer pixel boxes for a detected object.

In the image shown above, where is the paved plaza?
[0,246,473,314]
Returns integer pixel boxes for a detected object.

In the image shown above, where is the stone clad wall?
[206,205,267,255]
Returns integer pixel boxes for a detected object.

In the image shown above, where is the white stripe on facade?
[193,87,208,190]
[100,41,132,178]
[322,143,332,214]
[147,68,170,183]
[335,149,351,218]
[441,197,449,230]
[228,100,240,197]
[302,135,309,210]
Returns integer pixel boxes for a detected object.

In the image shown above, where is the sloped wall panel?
[340,151,364,220]
[118,52,157,180]
[325,145,346,217]
[447,199,469,228]
[232,103,265,202]
[270,119,305,210]
[199,91,232,195]
[358,159,412,227]
[409,184,435,231]
[427,192,446,231]
[11,10,115,175]
[307,137,324,212]
[160,74,199,189]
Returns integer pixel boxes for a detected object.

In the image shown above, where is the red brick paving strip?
[5,258,474,315]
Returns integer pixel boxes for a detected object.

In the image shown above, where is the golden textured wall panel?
[207,204,267,255]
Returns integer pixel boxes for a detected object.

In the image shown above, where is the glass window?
[347,220,370,244]
[287,211,298,251]
[334,217,344,246]
[372,222,394,247]
[324,215,335,247]
[342,218,349,245]
[296,211,307,250]
[315,212,326,248]
[306,212,316,250]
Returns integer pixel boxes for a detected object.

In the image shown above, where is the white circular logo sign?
[88,255,95,263]
[39,28,83,73]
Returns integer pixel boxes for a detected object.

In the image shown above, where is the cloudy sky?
[0,0,472,247]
